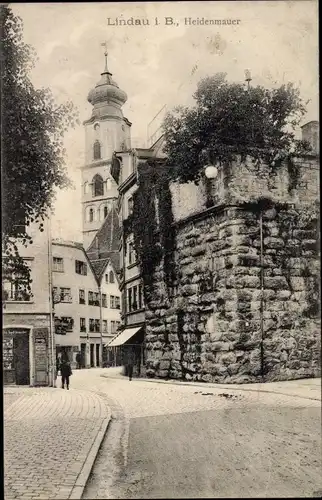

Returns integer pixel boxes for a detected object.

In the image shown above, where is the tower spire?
[100,41,110,74]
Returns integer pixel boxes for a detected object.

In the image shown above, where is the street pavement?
[4,370,321,499]
[69,368,322,499]
[4,386,111,500]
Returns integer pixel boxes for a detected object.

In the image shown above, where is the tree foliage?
[163,73,311,184]
[1,5,78,292]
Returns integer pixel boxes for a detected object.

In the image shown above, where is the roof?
[86,205,121,282]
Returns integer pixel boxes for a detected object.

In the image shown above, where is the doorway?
[13,331,30,385]
[96,344,100,367]
[90,344,94,367]
[81,343,86,368]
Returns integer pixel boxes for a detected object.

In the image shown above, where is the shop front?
[3,326,52,387]
[105,325,145,376]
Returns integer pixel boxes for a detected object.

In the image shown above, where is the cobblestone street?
[4,386,110,500]
[4,370,321,499]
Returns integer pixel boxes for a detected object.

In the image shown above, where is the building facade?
[52,239,121,368]
[3,219,55,387]
[107,139,165,370]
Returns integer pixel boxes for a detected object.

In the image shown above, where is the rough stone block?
[211,341,230,352]
[217,352,237,365]
[276,290,291,300]
[290,277,306,291]
[263,237,284,249]
[264,276,288,290]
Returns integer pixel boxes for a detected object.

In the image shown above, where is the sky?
[12,1,318,242]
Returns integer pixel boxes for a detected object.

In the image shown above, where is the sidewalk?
[4,386,111,500]
[101,367,321,401]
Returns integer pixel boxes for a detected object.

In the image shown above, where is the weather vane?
[101,41,108,72]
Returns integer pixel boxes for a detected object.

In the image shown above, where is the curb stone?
[69,407,112,500]
[100,372,321,402]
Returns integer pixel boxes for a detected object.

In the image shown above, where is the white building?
[52,239,121,368]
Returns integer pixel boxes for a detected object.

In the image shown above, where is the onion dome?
[87,55,127,108]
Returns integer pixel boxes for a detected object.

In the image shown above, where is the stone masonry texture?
[144,155,320,383]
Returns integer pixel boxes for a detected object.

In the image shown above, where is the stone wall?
[144,156,320,383]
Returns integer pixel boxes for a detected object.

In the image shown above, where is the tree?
[163,72,311,184]
[1,5,78,294]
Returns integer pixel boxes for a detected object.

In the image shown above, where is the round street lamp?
[204,165,218,179]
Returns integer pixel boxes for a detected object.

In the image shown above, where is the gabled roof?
[86,205,121,282]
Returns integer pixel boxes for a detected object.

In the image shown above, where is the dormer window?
[93,174,104,197]
[93,140,101,160]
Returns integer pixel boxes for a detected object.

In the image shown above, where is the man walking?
[60,353,72,390]
[127,346,135,381]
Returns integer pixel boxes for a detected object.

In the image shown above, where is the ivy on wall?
[123,160,176,298]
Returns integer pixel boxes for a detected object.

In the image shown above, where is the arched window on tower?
[89,208,94,222]
[104,206,108,218]
[93,174,104,197]
[93,140,101,160]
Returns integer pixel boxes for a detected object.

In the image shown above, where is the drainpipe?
[47,214,55,387]
[259,210,265,381]
[99,282,103,368]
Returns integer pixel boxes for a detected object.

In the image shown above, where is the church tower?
[81,51,131,249]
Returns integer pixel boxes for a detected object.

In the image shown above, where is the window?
[60,288,72,303]
[79,289,85,305]
[93,174,104,197]
[61,317,74,331]
[3,277,31,302]
[102,293,107,307]
[88,291,94,305]
[111,321,121,334]
[128,241,136,265]
[94,319,100,332]
[138,284,143,309]
[89,208,94,222]
[53,257,64,272]
[109,270,115,283]
[132,286,138,311]
[12,209,26,236]
[104,205,108,218]
[94,292,100,306]
[127,284,143,312]
[110,295,120,309]
[102,320,108,332]
[93,140,101,160]
[80,318,86,332]
[128,197,133,216]
[75,260,87,275]
[89,319,95,332]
